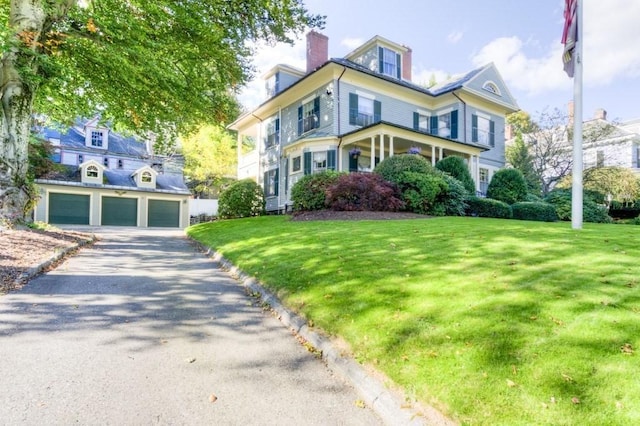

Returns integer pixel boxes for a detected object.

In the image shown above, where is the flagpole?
[571,0,583,229]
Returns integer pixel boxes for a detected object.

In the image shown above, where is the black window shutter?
[430,115,438,135]
[349,154,358,172]
[373,100,381,123]
[471,114,478,142]
[378,46,384,73]
[313,97,320,129]
[303,152,312,175]
[413,112,419,130]
[450,110,458,139]
[396,53,401,79]
[349,93,358,125]
[297,106,303,135]
[263,171,268,194]
[274,168,279,196]
[327,149,336,171]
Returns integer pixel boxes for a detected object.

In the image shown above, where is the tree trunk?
[0,0,48,225]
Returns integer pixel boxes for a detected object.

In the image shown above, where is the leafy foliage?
[394,171,447,214]
[466,196,513,219]
[438,174,469,217]
[374,153,433,183]
[511,202,558,222]
[486,168,528,205]
[181,125,239,198]
[544,189,612,223]
[325,173,404,211]
[290,171,343,211]
[435,156,475,194]
[505,131,540,195]
[218,179,265,219]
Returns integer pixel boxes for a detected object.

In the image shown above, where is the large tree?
[507,108,617,195]
[0,0,323,224]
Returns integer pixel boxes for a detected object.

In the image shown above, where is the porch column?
[473,155,480,192]
[379,133,385,162]
[431,145,436,166]
[389,136,394,157]
[439,147,443,162]
[370,137,375,170]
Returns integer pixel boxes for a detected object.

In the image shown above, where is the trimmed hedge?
[290,171,343,211]
[466,196,513,219]
[544,189,612,223]
[512,201,559,222]
[374,154,434,183]
[218,179,265,219]
[325,173,404,211]
[486,168,528,205]
[395,171,447,214]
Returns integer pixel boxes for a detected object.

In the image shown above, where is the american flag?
[562,0,578,77]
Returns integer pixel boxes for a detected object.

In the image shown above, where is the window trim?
[86,165,99,178]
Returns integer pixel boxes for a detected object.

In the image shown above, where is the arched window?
[482,81,501,96]
[86,165,99,178]
[141,171,153,183]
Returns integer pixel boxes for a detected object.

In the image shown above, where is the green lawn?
[187,216,640,425]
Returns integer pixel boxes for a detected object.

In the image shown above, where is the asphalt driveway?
[0,228,383,425]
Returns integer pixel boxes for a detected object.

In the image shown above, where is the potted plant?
[349,147,361,159]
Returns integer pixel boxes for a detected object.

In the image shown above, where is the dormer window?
[86,165,99,178]
[91,130,103,147]
[141,171,152,183]
[379,47,401,79]
[132,166,157,188]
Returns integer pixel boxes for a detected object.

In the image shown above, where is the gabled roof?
[41,118,148,157]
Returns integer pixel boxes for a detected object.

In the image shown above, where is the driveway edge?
[195,243,455,426]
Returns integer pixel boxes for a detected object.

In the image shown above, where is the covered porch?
[338,122,486,190]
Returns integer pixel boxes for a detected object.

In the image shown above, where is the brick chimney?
[306,31,328,73]
[402,46,412,81]
[594,108,607,120]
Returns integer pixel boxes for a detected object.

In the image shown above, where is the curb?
[196,244,455,426]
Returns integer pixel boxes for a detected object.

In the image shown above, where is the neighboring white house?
[33,117,191,228]
[229,31,520,212]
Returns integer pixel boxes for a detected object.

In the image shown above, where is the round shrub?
[218,179,265,219]
[325,173,404,211]
[435,156,475,194]
[374,154,433,183]
[290,171,343,211]
[544,189,612,223]
[466,196,513,219]
[486,168,528,205]
[511,202,558,222]
[395,171,447,214]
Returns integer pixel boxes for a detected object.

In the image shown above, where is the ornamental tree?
[0,0,323,224]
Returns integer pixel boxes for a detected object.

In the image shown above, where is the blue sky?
[238,0,640,123]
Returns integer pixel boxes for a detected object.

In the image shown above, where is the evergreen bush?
[466,196,513,219]
[394,171,447,214]
[511,202,559,222]
[486,168,528,205]
[544,189,613,223]
[435,156,475,194]
[290,170,343,211]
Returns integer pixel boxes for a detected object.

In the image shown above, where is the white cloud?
[447,31,463,44]
[471,0,640,97]
[341,37,364,52]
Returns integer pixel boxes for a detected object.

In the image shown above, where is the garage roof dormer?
[131,165,158,189]
[79,159,106,185]
[84,116,109,150]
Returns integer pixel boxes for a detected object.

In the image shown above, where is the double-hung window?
[349,93,381,127]
[298,97,320,135]
[264,169,279,196]
[413,112,430,133]
[472,114,495,147]
[91,130,103,147]
[265,118,280,148]
[430,110,458,139]
[303,150,336,175]
[378,47,401,79]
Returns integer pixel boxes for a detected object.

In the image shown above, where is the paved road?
[0,228,383,425]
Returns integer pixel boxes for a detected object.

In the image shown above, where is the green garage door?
[102,196,138,226]
[49,193,90,225]
[148,199,180,228]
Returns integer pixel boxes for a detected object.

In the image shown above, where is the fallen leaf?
[571,397,580,404]
[616,401,623,409]
[561,373,573,382]
[185,357,196,363]
[209,394,218,403]
[550,397,556,404]
[355,399,366,408]
[506,379,517,388]
[621,343,633,354]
